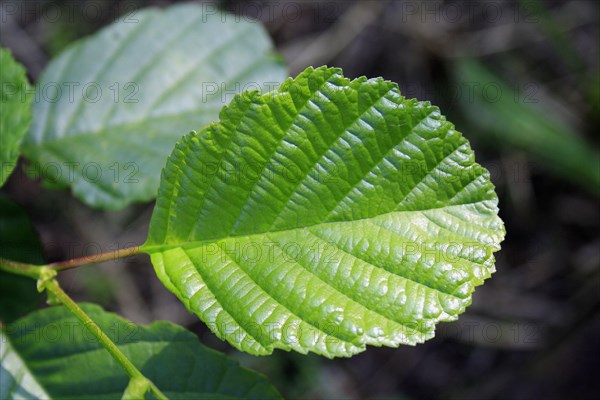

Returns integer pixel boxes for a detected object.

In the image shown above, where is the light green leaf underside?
[144,66,505,358]
[22,3,287,209]
[0,331,48,399]
[0,195,44,323]
[0,48,32,186]
[1,304,281,399]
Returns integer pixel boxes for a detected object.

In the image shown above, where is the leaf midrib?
[142,200,493,253]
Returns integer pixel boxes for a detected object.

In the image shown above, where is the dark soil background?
[1,1,599,399]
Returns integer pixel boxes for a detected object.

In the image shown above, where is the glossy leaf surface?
[144,66,505,358]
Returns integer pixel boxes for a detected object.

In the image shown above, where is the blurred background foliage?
[1,0,598,399]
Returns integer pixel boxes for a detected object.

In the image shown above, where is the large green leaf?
[1,303,281,399]
[0,48,32,186]
[22,3,287,209]
[143,66,505,358]
[0,195,43,323]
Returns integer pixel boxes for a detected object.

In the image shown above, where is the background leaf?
[1,303,282,399]
[453,58,600,195]
[0,48,32,187]
[144,66,505,358]
[22,3,287,209]
[0,195,43,323]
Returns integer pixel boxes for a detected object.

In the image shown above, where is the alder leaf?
[0,48,32,186]
[22,4,286,209]
[1,304,281,399]
[143,66,505,358]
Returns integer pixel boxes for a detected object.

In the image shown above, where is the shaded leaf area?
[0,195,43,323]
[144,66,505,358]
[23,3,287,209]
[0,48,32,186]
[1,304,282,399]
